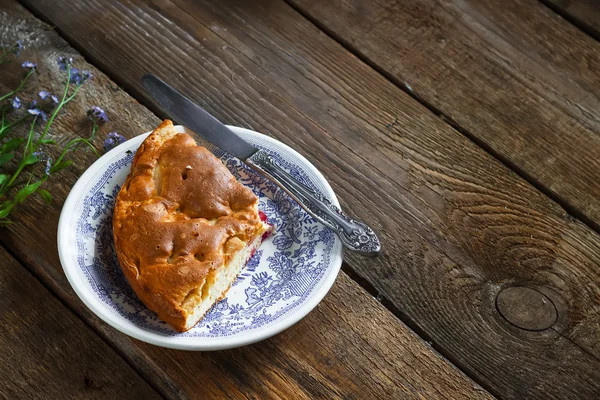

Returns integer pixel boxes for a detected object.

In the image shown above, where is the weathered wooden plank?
[0,7,189,400]
[138,273,494,399]
[22,0,600,397]
[16,0,600,398]
[289,0,600,231]
[544,0,600,40]
[0,246,162,399]
[12,0,600,399]
[0,2,491,399]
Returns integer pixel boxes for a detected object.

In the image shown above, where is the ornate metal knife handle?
[247,150,381,256]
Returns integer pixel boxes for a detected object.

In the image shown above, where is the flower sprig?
[0,62,36,118]
[0,41,22,64]
[0,43,121,225]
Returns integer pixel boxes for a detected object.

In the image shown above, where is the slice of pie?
[113,120,270,332]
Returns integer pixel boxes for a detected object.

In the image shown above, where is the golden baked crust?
[113,120,264,332]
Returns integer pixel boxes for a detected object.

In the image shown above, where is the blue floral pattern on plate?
[70,129,340,339]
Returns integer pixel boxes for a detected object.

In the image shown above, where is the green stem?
[0,43,18,65]
[90,122,99,142]
[0,175,47,222]
[73,121,99,151]
[0,68,35,103]
[54,138,99,167]
[0,108,6,133]
[0,114,31,140]
[4,114,30,132]
[2,118,37,191]
[36,67,76,145]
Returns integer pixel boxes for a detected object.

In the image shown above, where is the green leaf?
[14,181,42,204]
[39,139,56,145]
[1,138,25,153]
[0,174,7,186]
[38,189,52,204]
[0,152,14,167]
[49,160,72,174]
[0,202,14,219]
[23,153,39,166]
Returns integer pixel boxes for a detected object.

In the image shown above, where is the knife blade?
[141,74,381,256]
[142,74,258,160]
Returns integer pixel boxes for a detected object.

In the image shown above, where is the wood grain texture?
[0,2,491,399]
[138,273,492,400]
[290,0,600,230]
[544,0,600,40]
[17,0,600,398]
[496,287,557,331]
[0,246,161,399]
[0,6,188,399]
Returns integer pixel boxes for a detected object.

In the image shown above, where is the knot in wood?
[496,286,557,331]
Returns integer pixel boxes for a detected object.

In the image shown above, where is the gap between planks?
[14,0,425,340]
[13,1,568,397]
[0,243,184,400]
[277,0,600,389]
[10,2,525,395]
[282,0,600,238]
[10,2,497,394]
[278,0,600,384]
[7,2,493,395]
[538,0,600,43]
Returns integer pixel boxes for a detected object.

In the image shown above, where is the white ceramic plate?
[57,125,343,350]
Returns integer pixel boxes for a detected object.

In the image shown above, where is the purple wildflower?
[103,131,126,152]
[28,101,47,121]
[28,108,47,120]
[11,96,20,109]
[44,158,52,175]
[69,67,79,83]
[14,41,22,56]
[57,56,73,71]
[38,91,58,108]
[21,61,37,70]
[69,69,92,85]
[87,106,108,123]
[32,151,51,174]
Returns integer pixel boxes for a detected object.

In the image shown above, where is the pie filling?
[113,120,273,332]
[181,223,270,331]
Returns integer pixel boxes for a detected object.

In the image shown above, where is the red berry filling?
[258,210,268,222]
[258,210,272,241]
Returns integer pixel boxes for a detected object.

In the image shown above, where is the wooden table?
[1,0,599,398]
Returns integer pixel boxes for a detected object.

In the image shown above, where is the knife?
[142,74,381,256]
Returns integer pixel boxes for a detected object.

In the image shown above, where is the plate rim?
[57,125,343,350]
